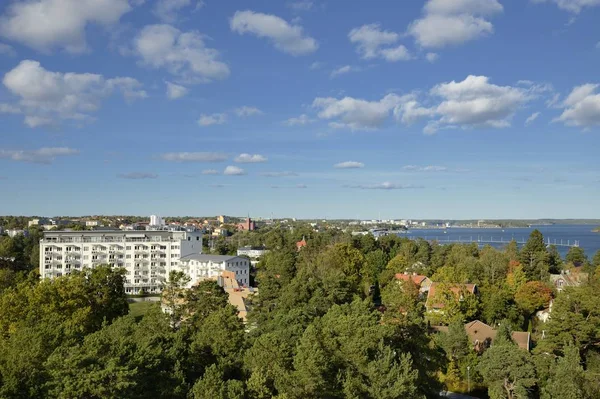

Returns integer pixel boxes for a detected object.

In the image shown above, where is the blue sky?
[0,0,599,219]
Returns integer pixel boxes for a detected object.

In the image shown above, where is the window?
[84,247,89,251]
[83,255,89,260]
[134,279,139,284]
[196,237,200,241]
[126,246,131,250]
[126,255,131,259]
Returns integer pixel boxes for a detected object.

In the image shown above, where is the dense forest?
[1,225,600,398]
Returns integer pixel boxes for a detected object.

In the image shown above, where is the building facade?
[237,246,268,259]
[40,230,203,294]
[178,254,250,287]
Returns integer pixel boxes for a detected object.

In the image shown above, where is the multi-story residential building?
[178,254,250,287]
[39,230,203,294]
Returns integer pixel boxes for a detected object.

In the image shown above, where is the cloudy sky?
[0,0,599,219]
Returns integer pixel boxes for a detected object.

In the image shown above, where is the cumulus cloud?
[133,24,229,84]
[198,113,227,126]
[394,75,535,134]
[166,81,188,99]
[234,153,268,163]
[348,24,412,62]
[284,114,315,126]
[525,112,541,125]
[555,84,600,127]
[230,10,318,55]
[2,60,146,127]
[234,106,263,117]
[347,182,423,190]
[309,61,324,70]
[330,65,357,78]
[261,171,299,177]
[224,165,246,175]
[202,169,220,175]
[0,147,79,164]
[0,103,21,114]
[118,172,158,179]
[402,165,448,172]
[160,152,228,162]
[313,93,408,130]
[0,43,16,57]
[409,0,503,48]
[153,0,203,23]
[334,161,365,169]
[531,0,600,13]
[0,0,135,53]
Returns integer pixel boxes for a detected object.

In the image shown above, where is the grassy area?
[128,301,157,321]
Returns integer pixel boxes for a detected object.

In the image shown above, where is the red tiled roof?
[395,273,429,286]
[433,320,530,351]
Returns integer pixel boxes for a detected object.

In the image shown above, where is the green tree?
[541,343,587,399]
[514,281,553,317]
[592,250,600,268]
[191,365,245,399]
[566,247,588,267]
[478,335,537,399]
[161,271,191,326]
[519,230,549,280]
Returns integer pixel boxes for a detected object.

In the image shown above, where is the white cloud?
[224,165,246,175]
[394,75,534,134]
[409,0,503,48]
[0,103,21,114]
[531,0,600,14]
[525,112,541,125]
[330,65,357,78]
[288,1,314,11]
[166,81,188,99]
[261,171,299,177]
[309,61,324,70]
[133,24,230,84]
[402,165,448,172]
[348,24,412,62]
[334,161,364,169]
[0,43,16,57]
[234,153,268,163]
[235,106,263,117]
[0,147,79,164]
[153,0,203,23]
[197,113,227,126]
[202,169,220,175]
[0,0,134,53]
[313,93,407,130]
[555,84,600,127]
[284,114,315,126]
[160,152,227,162]
[118,172,158,179]
[347,182,423,190]
[2,60,146,127]
[230,10,318,56]
[426,52,439,62]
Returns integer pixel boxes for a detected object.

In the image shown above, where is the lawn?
[128,301,157,321]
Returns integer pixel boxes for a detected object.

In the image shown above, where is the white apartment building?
[178,254,250,287]
[40,230,203,294]
[236,246,269,259]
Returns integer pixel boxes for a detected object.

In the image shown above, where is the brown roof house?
[426,283,478,311]
[394,273,433,294]
[434,320,531,352]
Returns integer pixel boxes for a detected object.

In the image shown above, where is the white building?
[237,246,268,259]
[150,215,163,227]
[178,254,250,287]
[86,220,100,227]
[39,230,203,294]
[7,229,25,238]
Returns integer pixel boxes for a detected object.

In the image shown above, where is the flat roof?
[180,254,247,262]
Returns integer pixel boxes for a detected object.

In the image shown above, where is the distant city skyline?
[0,1,599,218]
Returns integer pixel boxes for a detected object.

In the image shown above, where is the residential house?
[394,273,433,294]
[433,320,531,351]
[237,246,269,259]
[426,283,478,312]
[549,269,588,292]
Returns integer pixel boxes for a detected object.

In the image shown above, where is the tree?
[566,247,588,267]
[191,365,245,399]
[547,245,563,274]
[520,230,549,279]
[161,271,191,326]
[480,284,522,328]
[478,337,537,399]
[541,343,586,399]
[515,281,553,317]
[592,250,600,268]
